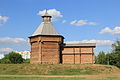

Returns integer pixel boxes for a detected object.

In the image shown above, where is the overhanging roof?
[64,43,96,47]
[32,22,59,36]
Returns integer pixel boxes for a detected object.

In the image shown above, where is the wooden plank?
[81,54,93,64]
[81,48,93,53]
[62,55,74,64]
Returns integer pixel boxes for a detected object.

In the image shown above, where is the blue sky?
[0,0,120,57]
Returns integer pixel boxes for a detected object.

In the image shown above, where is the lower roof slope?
[64,43,96,47]
[32,22,59,36]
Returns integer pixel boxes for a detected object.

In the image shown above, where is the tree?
[0,53,11,64]
[0,52,24,64]
[95,51,107,64]
[111,40,120,67]
[95,40,120,67]
[0,58,10,64]
[9,52,24,64]
[112,40,120,52]
[105,53,110,65]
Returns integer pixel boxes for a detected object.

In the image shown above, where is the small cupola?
[31,10,59,36]
[42,10,52,22]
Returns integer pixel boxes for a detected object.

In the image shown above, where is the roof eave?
[28,34,64,39]
[64,43,96,48]
[64,46,96,48]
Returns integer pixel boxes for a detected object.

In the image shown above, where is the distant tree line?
[95,40,120,68]
[0,52,30,64]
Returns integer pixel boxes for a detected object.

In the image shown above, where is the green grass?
[107,76,119,80]
[88,75,120,80]
[0,64,119,75]
[0,76,120,80]
[0,64,120,80]
[50,68,98,75]
[0,77,85,80]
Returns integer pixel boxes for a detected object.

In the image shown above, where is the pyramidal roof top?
[32,10,59,36]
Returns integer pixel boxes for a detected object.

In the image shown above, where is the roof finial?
[44,9,50,16]
[45,9,47,14]
[42,9,51,19]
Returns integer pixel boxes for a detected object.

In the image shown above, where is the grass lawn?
[0,75,120,80]
[0,64,120,80]
[0,77,85,80]
[0,64,119,75]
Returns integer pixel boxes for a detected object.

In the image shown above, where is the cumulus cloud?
[100,27,120,35]
[0,48,14,59]
[0,37,30,58]
[37,9,63,21]
[0,48,14,54]
[0,37,27,44]
[62,20,66,23]
[0,37,29,50]
[0,16,9,26]
[66,40,113,46]
[70,20,97,26]
[0,54,4,59]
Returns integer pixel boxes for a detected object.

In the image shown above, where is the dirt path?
[0,73,120,78]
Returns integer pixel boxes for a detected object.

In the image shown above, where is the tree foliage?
[0,52,24,64]
[95,40,120,68]
[112,40,120,52]
[95,51,107,64]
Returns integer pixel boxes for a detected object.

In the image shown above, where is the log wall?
[30,36,63,64]
[62,47,94,64]
[29,36,95,64]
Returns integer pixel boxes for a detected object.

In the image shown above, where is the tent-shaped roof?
[32,10,59,36]
[32,22,59,36]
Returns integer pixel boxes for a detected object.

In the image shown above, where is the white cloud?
[66,40,113,46]
[0,48,14,59]
[70,20,97,26]
[0,16,9,26]
[0,16,8,22]
[62,20,66,23]
[0,37,27,44]
[0,37,29,57]
[100,27,112,34]
[82,40,113,46]
[0,54,4,59]
[0,37,29,50]
[0,48,14,53]
[100,27,120,35]
[37,9,63,21]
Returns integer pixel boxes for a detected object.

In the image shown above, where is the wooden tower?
[29,10,64,64]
